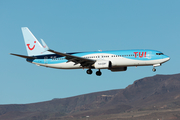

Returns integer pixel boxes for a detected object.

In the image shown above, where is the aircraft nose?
[168,57,170,61]
[164,56,170,62]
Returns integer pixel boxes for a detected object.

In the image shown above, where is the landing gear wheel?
[152,68,156,72]
[96,70,102,76]
[87,69,92,75]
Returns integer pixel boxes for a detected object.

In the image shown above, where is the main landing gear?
[86,69,92,74]
[96,69,102,76]
[86,69,102,76]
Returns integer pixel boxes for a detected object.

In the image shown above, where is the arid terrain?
[1,73,180,120]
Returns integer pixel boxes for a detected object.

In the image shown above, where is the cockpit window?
[156,53,164,55]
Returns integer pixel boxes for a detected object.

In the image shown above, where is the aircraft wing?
[48,49,96,67]
[41,39,96,67]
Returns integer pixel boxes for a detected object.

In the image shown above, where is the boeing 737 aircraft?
[10,27,170,76]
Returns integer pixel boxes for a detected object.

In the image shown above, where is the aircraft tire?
[87,69,92,74]
[152,68,156,72]
[96,70,102,76]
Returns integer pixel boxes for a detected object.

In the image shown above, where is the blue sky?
[1,0,180,104]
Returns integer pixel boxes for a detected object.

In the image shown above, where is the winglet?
[41,39,49,51]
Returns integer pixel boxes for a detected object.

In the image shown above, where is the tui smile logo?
[27,41,36,50]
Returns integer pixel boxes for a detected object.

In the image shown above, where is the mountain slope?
[1,73,180,120]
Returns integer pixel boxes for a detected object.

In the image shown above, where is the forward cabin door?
[146,51,152,59]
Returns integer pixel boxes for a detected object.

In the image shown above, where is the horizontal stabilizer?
[10,53,35,59]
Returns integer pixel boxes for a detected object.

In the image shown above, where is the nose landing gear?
[152,67,156,72]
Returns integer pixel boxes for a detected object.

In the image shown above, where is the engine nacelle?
[94,61,111,69]
[109,67,127,72]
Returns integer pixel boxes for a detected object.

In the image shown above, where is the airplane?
[10,27,170,76]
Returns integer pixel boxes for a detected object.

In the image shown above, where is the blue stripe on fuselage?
[27,49,169,64]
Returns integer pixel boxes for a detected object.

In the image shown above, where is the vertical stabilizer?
[21,27,51,56]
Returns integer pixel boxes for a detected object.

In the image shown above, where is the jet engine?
[94,61,112,69]
[109,67,127,72]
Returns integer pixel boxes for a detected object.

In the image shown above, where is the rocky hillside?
[1,73,180,120]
